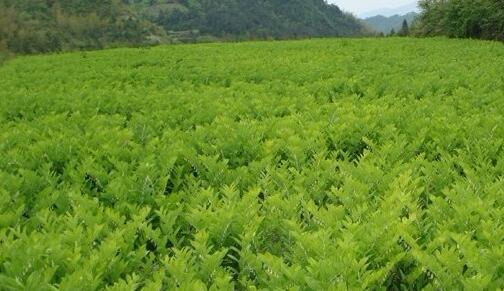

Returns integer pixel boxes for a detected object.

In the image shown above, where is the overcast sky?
[329,0,416,15]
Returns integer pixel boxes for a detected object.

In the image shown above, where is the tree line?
[0,0,368,57]
[413,0,504,41]
[0,0,162,55]
[1,0,502,60]
[153,0,367,39]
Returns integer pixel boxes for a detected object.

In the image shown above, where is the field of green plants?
[0,38,503,290]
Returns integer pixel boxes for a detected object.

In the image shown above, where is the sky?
[329,0,417,16]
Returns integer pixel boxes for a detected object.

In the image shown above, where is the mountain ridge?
[359,2,419,18]
[363,12,418,34]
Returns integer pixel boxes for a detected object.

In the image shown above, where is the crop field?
[0,38,503,290]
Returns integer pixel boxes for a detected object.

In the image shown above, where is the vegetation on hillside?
[0,0,368,55]
[149,0,367,39]
[1,38,503,290]
[0,0,166,55]
[414,0,504,41]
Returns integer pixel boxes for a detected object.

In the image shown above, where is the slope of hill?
[146,0,368,39]
[0,0,163,54]
[0,0,368,55]
[364,12,418,34]
[360,2,419,18]
[1,38,503,290]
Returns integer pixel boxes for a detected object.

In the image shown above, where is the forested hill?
[143,0,367,38]
[0,0,159,55]
[0,0,368,55]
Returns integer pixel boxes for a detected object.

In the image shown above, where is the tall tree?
[398,19,409,36]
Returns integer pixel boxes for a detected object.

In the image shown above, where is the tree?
[398,19,409,36]
[415,0,504,41]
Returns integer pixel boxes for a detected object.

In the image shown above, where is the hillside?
[360,2,419,18]
[0,0,367,55]
[1,38,503,289]
[364,12,418,34]
[0,0,161,54]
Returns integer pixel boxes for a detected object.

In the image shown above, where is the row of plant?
[0,38,503,290]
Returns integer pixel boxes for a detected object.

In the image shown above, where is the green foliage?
[398,20,410,36]
[415,0,504,41]
[0,0,163,54]
[152,0,368,39]
[0,0,369,55]
[0,38,504,290]
[0,49,9,65]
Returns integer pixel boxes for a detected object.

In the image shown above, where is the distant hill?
[0,0,369,55]
[363,12,418,34]
[142,0,369,39]
[360,2,419,18]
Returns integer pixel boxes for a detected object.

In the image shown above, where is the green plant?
[0,38,503,290]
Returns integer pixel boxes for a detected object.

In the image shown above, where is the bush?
[0,42,12,64]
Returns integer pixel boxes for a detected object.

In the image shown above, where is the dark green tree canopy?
[414,0,503,41]
[398,19,410,36]
[0,0,369,55]
[142,0,368,39]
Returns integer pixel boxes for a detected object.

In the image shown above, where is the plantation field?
[0,38,504,290]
